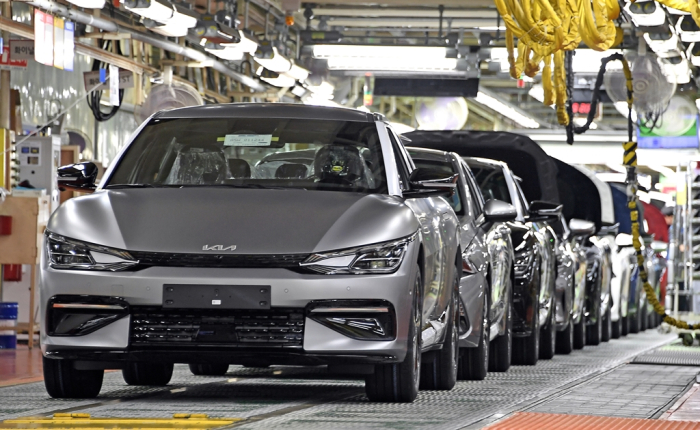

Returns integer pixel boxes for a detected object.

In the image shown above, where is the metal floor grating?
[0,331,685,430]
[633,341,700,366]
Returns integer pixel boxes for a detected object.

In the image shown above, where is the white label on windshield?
[223,134,273,147]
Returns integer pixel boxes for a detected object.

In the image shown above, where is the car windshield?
[106,117,387,193]
[467,162,512,204]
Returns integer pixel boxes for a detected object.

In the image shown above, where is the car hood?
[48,188,418,254]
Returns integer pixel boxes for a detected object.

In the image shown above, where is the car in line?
[405,131,564,365]
[407,147,517,380]
[551,159,617,345]
[43,103,463,403]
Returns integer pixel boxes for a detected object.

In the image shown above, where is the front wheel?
[621,314,629,336]
[611,319,621,339]
[586,311,602,346]
[421,284,459,391]
[189,363,229,376]
[459,289,489,380]
[555,321,574,354]
[488,300,512,372]
[43,357,103,399]
[539,301,556,360]
[513,307,540,365]
[123,362,174,386]
[573,317,586,350]
[365,269,422,403]
[601,306,612,342]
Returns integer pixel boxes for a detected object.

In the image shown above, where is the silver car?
[41,104,461,403]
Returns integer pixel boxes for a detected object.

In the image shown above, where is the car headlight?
[46,233,138,271]
[300,234,416,275]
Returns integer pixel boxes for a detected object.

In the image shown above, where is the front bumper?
[40,246,418,366]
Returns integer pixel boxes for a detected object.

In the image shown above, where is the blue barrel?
[0,302,18,349]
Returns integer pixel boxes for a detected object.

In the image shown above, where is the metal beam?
[27,0,266,91]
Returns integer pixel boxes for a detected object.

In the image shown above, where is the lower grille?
[130,307,305,347]
[128,251,309,269]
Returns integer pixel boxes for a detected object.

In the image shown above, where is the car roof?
[155,103,376,122]
[463,156,509,170]
[406,146,452,162]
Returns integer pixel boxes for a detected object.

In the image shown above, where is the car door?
[388,131,455,343]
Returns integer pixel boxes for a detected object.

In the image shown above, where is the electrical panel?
[14,136,61,214]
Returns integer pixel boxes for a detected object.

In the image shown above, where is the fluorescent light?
[475,91,540,129]
[313,45,448,59]
[302,93,342,107]
[286,63,309,81]
[66,0,105,8]
[254,47,292,73]
[573,49,622,73]
[624,0,665,27]
[125,0,174,23]
[529,134,630,142]
[326,57,459,71]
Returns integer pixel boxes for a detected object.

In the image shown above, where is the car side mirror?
[483,199,517,223]
[527,200,562,223]
[57,162,98,192]
[404,167,458,198]
[569,218,596,238]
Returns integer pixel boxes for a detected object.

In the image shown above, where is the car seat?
[165,144,227,185]
[313,145,367,187]
[275,163,308,179]
[228,159,251,179]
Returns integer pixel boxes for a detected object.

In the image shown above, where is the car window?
[408,154,464,215]
[387,131,411,191]
[106,117,387,194]
[461,160,483,217]
[470,165,512,204]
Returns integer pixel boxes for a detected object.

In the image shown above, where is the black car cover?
[550,157,604,232]
[404,130,560,204]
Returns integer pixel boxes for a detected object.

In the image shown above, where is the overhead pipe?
[28,0,266,92]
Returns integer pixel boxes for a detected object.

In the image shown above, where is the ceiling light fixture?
[313,44,450,59]
[145,4,197,37]
[205,43,245,61]
[125,0,176,23]
[254,46,292,73]
[624,0,665,27]
[475,90,541,129]
[676,15,700,42]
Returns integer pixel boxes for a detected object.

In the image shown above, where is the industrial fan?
[134,82,204,125]
[604,50,676,128]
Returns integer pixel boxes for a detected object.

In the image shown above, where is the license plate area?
[163,284,271,310]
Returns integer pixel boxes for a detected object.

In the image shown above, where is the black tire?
[122,362,174,386]
[513,307,539,365]
[556,321,574,354]
[539,301,556,360]
[640,305,648,331]
[573,317,586,350]
[611,318,621,339]
[586,309,602,345]
[365,269,422,403]
[621,314,629,336]
[459,289,489,380]
[629,309,640,334]
[189,363,229,376]
[601,306,612,342]
[489,300,512,372]
[43,357,103,399]
[421,283,459,391]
